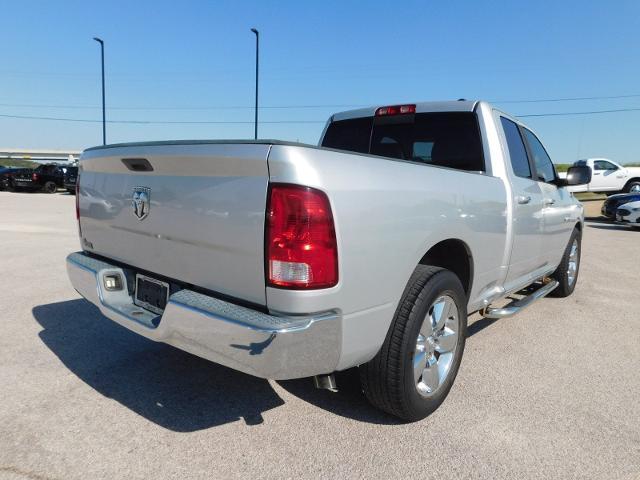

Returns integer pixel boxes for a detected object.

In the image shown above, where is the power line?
[518,107,640,117]
[0,113,325,124]
[493,94,640,104]
[0,102,363,111]
[2,93,640,111]
[2,107,640,125]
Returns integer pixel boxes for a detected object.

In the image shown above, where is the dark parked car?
[601,192,640,219]
[63,166,79,193]
[11,164,67,193]
[0,167,33,191]
[0,166,14,190]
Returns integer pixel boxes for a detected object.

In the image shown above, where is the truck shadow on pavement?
[32,299,286,431]
[32,299,401,429]
[276,370,404,425]
[587,223,638,232]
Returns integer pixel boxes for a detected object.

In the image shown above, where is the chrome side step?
[480,280,559,319]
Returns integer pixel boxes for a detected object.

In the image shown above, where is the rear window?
[321,117,372,155]
[322,112,484,172]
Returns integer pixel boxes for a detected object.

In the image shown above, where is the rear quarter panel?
[267,145,508,368]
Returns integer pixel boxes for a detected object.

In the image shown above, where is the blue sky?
[1,0,639,164]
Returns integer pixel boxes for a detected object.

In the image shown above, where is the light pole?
[250,28,259,140]
[93,37,106,145]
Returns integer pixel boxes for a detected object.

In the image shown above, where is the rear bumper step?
[481,280,559,319]
[66,252,341,380]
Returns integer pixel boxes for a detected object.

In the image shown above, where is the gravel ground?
[1,191,638,480]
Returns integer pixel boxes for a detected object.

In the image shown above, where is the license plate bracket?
[134,274,170,315]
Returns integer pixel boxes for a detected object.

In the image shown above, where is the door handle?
[593,172,601,175]
[543,198,555,206]
[516,195,531,204]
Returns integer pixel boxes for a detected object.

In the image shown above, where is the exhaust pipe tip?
[313,373,338,392]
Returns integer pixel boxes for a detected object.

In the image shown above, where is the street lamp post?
[93,37,106,145]
[250,28,259,140]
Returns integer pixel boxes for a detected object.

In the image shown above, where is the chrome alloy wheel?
[630,184,640,193]
[413,295,459,398]
[567,239,579,286]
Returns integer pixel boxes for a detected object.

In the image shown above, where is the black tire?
[548,227,581,298]
[624,180,640,193]
[67,189,76,194]
[359,266,467,421]
[43,181,57,194]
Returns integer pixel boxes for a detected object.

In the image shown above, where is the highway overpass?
[0,148,81,164]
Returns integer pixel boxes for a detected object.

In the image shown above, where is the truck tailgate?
[79,142,271,306]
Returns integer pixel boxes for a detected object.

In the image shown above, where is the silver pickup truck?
[66,100,591,421]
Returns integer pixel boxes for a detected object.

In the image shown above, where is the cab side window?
[593,160,618,171]
[500,117,531,178]
[522,129,556,183]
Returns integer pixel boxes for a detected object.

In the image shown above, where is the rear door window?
[500,117,531,179]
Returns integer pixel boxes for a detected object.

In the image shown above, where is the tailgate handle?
[121,158,154,172]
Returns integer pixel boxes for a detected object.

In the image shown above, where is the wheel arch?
[418,238,474,298]
[623,177,640,191]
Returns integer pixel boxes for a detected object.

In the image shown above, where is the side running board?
[481,280,559,319]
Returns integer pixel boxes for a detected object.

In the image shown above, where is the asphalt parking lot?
[1,191,638,480]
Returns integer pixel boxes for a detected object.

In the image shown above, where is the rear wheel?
[43,181,57,194]
[549,227,581,297]
[625,180,640,193]
[359,266,467,421]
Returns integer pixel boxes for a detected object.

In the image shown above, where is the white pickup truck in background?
[66,100,591,421]
[559,158,640,194]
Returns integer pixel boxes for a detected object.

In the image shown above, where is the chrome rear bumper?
[66,252,341,380]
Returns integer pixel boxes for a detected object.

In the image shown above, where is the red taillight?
[375,104,416,116]
[32,172,38,181]
[266,184,338,289]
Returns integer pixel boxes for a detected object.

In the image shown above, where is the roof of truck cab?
[331,100,481,122]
